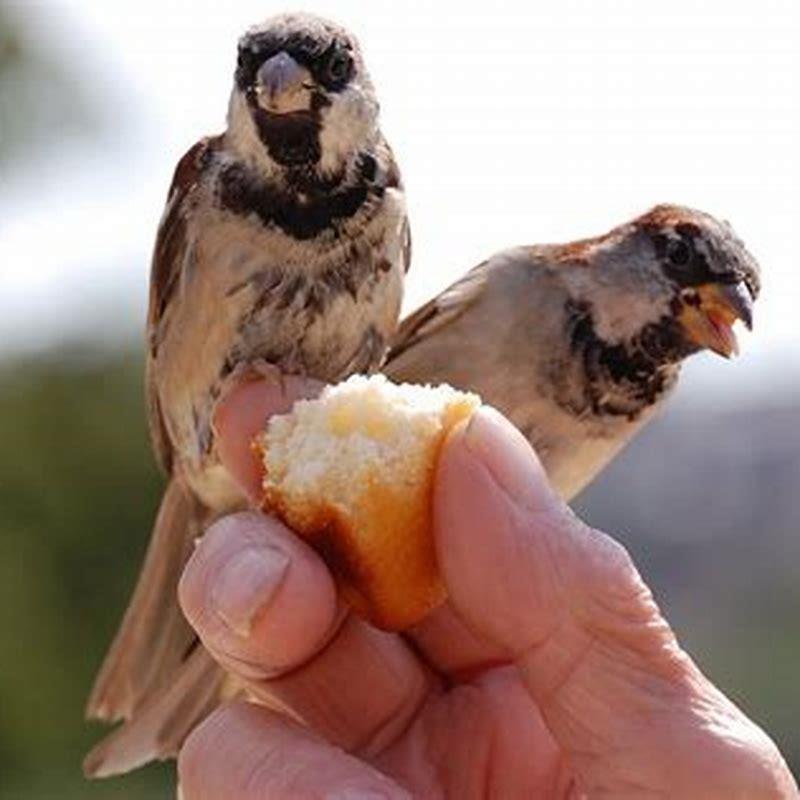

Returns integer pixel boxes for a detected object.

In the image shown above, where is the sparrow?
[385,204,759,501]
[84,12,409,777]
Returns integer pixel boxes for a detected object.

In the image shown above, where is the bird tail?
[83,646,224,777]
[83,478,223,777]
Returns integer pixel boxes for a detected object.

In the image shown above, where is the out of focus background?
[0,1,797,797]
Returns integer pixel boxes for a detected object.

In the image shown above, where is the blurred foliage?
[0,4,98,168]
[0,350,172,798]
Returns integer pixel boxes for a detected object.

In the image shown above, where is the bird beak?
[256,52,312,112]
[677,281,754,358]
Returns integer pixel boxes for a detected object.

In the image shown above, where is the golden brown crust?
[262,480,444,630]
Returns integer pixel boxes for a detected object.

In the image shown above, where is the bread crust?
[257,387,477,630]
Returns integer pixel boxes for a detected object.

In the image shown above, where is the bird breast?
[155,190,406,507]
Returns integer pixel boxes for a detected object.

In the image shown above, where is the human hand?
[177,377,798,798]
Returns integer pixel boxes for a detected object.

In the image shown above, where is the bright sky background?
[1,0,798,395]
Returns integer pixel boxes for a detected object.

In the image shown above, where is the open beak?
[255,52,312,112]
[677,281,754,358]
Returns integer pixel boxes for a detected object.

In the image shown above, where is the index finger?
[212,368,323,502]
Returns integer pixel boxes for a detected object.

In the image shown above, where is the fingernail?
[462,406,557,511]
[211,545,290,637]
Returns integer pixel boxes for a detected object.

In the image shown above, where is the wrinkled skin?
[177,377,798,799]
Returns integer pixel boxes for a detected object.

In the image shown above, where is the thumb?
[433,405,597,657]
[434,405,678,692]
[434,407,796,798]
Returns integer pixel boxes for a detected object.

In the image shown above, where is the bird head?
[556,204,760,362]
[227,13,379,173]
[638,205,759,358]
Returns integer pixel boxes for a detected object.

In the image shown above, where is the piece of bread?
[256,374,480,630]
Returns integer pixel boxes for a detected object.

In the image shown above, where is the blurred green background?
[0,352,171,798]
[1,2,797,798]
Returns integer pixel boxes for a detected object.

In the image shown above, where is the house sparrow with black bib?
[386,204,759,500]
[84,12,409,777]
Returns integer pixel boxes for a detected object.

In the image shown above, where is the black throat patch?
[557,299,693,419]
[244,85,330,167]
[217,150,389,241]
[251,107,322,167]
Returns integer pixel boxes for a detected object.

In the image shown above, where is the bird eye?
[667,238,693,268]
[324,49,353,85]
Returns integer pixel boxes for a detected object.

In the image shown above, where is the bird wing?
[86,140,224,761]
[386,258,489,364]
[145,136,222,474]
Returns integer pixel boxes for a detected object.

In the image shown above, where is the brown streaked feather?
[86,479,205,724]
[386,260,488,364]
[146,136,223,473]
[341,324,386,375]
[83,647,223,778]
[401,217,412,275]
[380,141,411,275]
[145,359,172,476]
[635,203,707,230]
[148,136,222,340]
